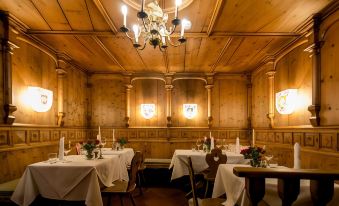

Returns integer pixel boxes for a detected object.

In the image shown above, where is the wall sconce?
[276,89,298,114]
[140,104,155,119]
[183,104,197,119]
[27,86,53,112]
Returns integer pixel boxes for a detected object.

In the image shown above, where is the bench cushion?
[0,179,20,196]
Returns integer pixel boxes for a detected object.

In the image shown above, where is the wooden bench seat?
[145,158,171,168]
[0,178,20,205]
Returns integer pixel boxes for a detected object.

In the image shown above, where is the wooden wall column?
[247,74,252,129]
[205,85,213,128]
[56,67,66,126]
[0,11,18,124]
[125,84,133,128]
[307,14,322,126]
[165,85,173,127]
[266,70,276,128]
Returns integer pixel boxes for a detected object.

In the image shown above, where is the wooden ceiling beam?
[27,30,301,38]
[210,37,233,72]
[91,0,118,33]
[92,36,126,71]
[206,0,225,36]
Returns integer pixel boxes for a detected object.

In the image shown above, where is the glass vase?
[86,150,94,160]
[250,159,261,167]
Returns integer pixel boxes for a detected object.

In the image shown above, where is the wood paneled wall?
[252,10,339,169]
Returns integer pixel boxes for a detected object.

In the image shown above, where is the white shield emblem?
[28,86,53,112]
[276,89,297,114]
[183,104,197,119]
[141,104,155,119]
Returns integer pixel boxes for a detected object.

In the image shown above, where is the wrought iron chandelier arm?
[142,18,149,32]
[167,36,183,47]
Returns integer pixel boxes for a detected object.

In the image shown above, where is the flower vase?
[86,150,94,160]
[250,159,261,167]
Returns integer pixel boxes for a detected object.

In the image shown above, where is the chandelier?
[120,0,191,51]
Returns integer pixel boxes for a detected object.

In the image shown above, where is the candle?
[121,5,127,26]
[252,129,255,146]
[209,131,212,138]
[99,126,101,136]
[68,140,71,149]
[113,129,115,142]
[133,25,139,43]
[175,0,182,19]
[180,23,185,37]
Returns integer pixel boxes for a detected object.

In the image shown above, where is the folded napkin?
[235,137,240,154]
[58,137,64,160]
[294,142,301,169]
[97,134,101,142]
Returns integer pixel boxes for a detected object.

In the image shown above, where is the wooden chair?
[186,156,225,206]
[101,151,142,206]
[136,151,146,195]
[203,148,227,197]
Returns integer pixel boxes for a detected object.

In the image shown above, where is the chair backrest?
[186,156,199,206]
[127,151,142,192]
[205,148,227,177]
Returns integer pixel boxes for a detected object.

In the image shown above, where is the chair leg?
[119,194,124,206]
[129,193,136,206]
[137,172,143,195]
[107,195,112,206]
[204,180,209,198]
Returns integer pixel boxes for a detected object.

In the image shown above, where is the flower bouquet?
[203,136,211,152]
[83,140,100,159]
[117,137,128,149]
[240,146,266,167]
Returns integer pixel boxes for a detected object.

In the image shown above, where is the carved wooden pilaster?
[125,84,133,128]
[246,74,252,129]
[205,85,213,128]
[266,70,276,128]
[86,83,92,128]
[165,85,173,127]
[56,67,66,127]
[307,14,322,126]
[0,11,18,124]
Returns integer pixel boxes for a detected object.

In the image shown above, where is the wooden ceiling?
[0,0,334,74]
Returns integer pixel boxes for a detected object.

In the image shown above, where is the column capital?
[125,84,133,89]
[266,71,276,78]
[165,84,173,90]
[56,68,67,74]
[205,84,214,89]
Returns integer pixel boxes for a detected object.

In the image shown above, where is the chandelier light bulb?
[121,5,128,26]
[175,0,183,6]
[181,18,189,37]
[133,24,139,43]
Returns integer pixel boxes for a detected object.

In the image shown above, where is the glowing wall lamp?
[183,104,197,119]
[276,89,298,114]
[27,86,53,112]
[140,104,155,119]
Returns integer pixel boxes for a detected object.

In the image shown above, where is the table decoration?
[240,146,265,167]
[118,137,128,149]
[83,140,100,159]
[203,136,211,152]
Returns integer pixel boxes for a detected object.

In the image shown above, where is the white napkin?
[58,137,64,160]
[294,142,301,169]
[97,134,101,142]
[235,137,240,154]
[211,137,214,150]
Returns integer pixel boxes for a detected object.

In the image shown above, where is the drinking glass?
[265,154,274,166]
[64,142,72,156]
[196,139,202,152]
[215,139,222,149]
[48,153,58,164]
[101,137,106,148]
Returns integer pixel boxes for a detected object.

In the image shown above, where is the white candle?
[133,25,139,43]
[68,140,71,149]
[252,129,255,146]
[113,129,115,142]
[121,5,127,26]
[209,131,212,138]
[99,126,101,136]
[180,24,185,37]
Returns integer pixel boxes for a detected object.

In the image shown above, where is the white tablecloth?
[169,149,248,180]
[11,155,122,206]
[101,148,134,181]
[212,164,339,206]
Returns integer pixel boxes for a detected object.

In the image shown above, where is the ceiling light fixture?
[120,0,191,51]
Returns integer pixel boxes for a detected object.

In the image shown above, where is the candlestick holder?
[98,145,104,159]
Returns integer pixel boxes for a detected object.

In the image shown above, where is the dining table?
[169,149,248,180]
[212,164,339,206]
[11,155,123,206]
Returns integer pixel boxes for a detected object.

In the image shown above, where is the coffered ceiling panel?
[0,0,335,74]
[214,0,332,32]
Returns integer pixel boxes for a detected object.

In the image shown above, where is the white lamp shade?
[141,104,155,119]
[27,86,53,112]
[276,89,298,114]
[183,104,197,119]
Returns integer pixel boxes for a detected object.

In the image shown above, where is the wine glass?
[222,139,228,151]
[265,154,274,166]
[215,139,222,149]
[101,137,106,148]
[196,139,202,152]
[64,142,72,156]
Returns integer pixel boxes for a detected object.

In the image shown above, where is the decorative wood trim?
[92,0,118,33]
[91,36,126,71]
[206,0,225,36]
[210,37,233,72]
[266,69,276,128]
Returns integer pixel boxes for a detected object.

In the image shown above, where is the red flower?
[95,140,100,145]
